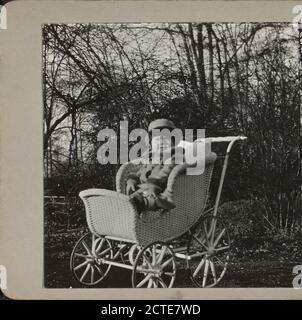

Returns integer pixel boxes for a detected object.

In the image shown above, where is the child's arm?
[126,172,140,195]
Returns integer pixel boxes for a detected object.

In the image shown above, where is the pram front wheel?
[70,232,113,286]
[187,216,231,288]
[132,242,177,288]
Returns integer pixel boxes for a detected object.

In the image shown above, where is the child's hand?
[126,179,137,194]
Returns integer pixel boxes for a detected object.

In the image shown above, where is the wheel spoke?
[153,279,158,288]
[94,264,105,276]
[187,217,230,288]
[75,253,90,259]
[158,278,167,288]
[133,242,176,289]
[209,260,217,284]
[147,279,153,288]
[72,234,113,285]
[92,234,96,248]
[213,228,226,248]
[202,259,210,287]
[137,274,152,288]
[82,240,92,256]
[142,253,153,269]
[161,257,173,269]
[203,222,210,243]
[152,246,157,264]
[80,264,91,282]
[189,250,208,259]
[90,265,95,284]
[74,260,89,271]
[156,246,167,264]
[193,258,205,278]
[193,235,208,251]
[99,247,111,257]
[215,245,230,253]
[210,220,217,244]
[163,271,176,277]
[95,238,105,253]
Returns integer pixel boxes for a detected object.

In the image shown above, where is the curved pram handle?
[205,135,247,143]
[205,135,248,219]
[195,135,247,155]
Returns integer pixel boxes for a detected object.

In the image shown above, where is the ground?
[44,235,300,288]
[44,199,302,289]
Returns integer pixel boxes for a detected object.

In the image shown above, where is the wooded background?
[43,23,301,238]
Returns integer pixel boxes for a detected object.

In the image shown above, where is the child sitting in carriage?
[126,119,193,213]
[72,123,245,288]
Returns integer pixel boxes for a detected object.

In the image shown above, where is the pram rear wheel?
[70,232,113,286]
[132,242,177,288]
[187,216,231,288]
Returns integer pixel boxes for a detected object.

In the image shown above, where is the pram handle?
[196,135,247,143]
[204,135,247,219]
[195,135,247,155]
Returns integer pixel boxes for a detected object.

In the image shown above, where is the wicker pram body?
[79,152,217,246]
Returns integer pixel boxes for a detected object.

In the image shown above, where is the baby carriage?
[70,136,247,288]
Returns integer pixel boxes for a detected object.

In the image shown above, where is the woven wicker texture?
[80,152,216,245]
[79,189,139,241]
[135,153,216,245]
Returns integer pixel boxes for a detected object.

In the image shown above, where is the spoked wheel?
[70,232,113,286]
[132,242,176,288]
[128,244,142,265]
[187,216,231,288]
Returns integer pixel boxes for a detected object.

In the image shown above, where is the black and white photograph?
[43,22,301,289]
